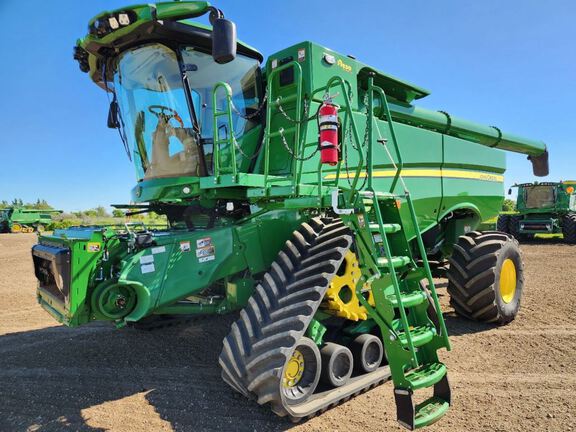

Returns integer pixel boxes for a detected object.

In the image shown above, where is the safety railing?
[263,61,305,186]
[211,81,237,179]
[366,74,451,351]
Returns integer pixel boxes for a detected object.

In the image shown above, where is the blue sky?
[0,0,574,211]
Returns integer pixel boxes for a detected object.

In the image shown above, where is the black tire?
[508,215,523,240]
[219,217,352,415]
[320,343,353,387]
[496,214,510,233]
[447,231,524,325]
[350,334,383,374]
[562,213,576,244]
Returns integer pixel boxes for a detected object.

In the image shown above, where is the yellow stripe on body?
[324,168,504,182]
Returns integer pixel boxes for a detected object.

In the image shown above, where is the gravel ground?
[0,233,575,432]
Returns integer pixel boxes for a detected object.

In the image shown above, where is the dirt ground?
[1,233,575,432]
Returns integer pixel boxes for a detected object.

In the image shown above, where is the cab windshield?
[524,185,556,208]
[113,43,261,180]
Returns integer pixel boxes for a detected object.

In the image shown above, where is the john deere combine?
[31,2,550,429]
[498,181,576,242]
[0,207,62,233]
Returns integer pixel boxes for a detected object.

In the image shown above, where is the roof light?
[118,13,130,25]
[108,16,119,30]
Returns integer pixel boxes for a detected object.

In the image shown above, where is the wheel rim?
[281,341,320,404]
[11,223,22,233]
[364,341,381,369]
[283,349,305,388]
[324,251,372,321]
[331,352,351,383]
[499,258,517,304]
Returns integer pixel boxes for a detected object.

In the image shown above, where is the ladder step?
[405,362,447,390]
[394,373,451,430]
[358,190,396,201]
[386,290,427,308]
[377,256,410,269]
[414,396,450,429]
[369,223,401,233]
[397,324,436,347]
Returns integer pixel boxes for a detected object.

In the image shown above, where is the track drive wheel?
[11,223,22,233]
[562,213,576,244]
[447,231,524,325]
[496,214,510,233]
[323,250,373,321]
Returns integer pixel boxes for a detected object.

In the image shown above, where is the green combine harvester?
[31,2,550,429]
[0,207,62,233]
[498,181,576,242]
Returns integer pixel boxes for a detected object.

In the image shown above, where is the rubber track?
[219,217,355,417]
[562,213,576,244]
[446,231,521,324]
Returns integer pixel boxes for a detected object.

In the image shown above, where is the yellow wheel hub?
[499,258,517,304]
[324,251,373,321]
[11,223,22,233]
[283,349,305,387]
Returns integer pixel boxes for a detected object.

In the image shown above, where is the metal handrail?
[211,82,237,179]
[263,61,304,188]
[370,76,451,351]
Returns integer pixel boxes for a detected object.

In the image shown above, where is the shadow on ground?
[0,315,292,432]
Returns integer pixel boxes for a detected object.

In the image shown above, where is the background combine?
[498,181,576,243]
[0,207,62,233]
[31,1,549,429]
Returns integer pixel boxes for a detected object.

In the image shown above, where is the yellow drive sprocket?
[323,250,374,321]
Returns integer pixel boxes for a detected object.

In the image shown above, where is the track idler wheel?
[91,280,137,320]
[281,337,321,405]
[350,334,384,374]
[320,343,353,387]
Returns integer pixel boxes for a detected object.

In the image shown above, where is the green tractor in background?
[0,207,62,233]
[31,2,550,429]
[498,181,576,242]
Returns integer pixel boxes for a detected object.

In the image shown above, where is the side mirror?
[211,11,236,64]
[108,100,120,129]
[508,188,512,195]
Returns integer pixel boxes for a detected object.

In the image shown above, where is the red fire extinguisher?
[318,101,340,165]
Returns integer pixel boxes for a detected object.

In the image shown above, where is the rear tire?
[496,214,510,233]
[562,213,576,244]
[447,231,524,325]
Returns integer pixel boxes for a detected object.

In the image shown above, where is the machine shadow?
[0,316,292,432]
[432,282,496,337]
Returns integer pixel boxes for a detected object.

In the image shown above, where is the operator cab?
[111,42,263,180]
